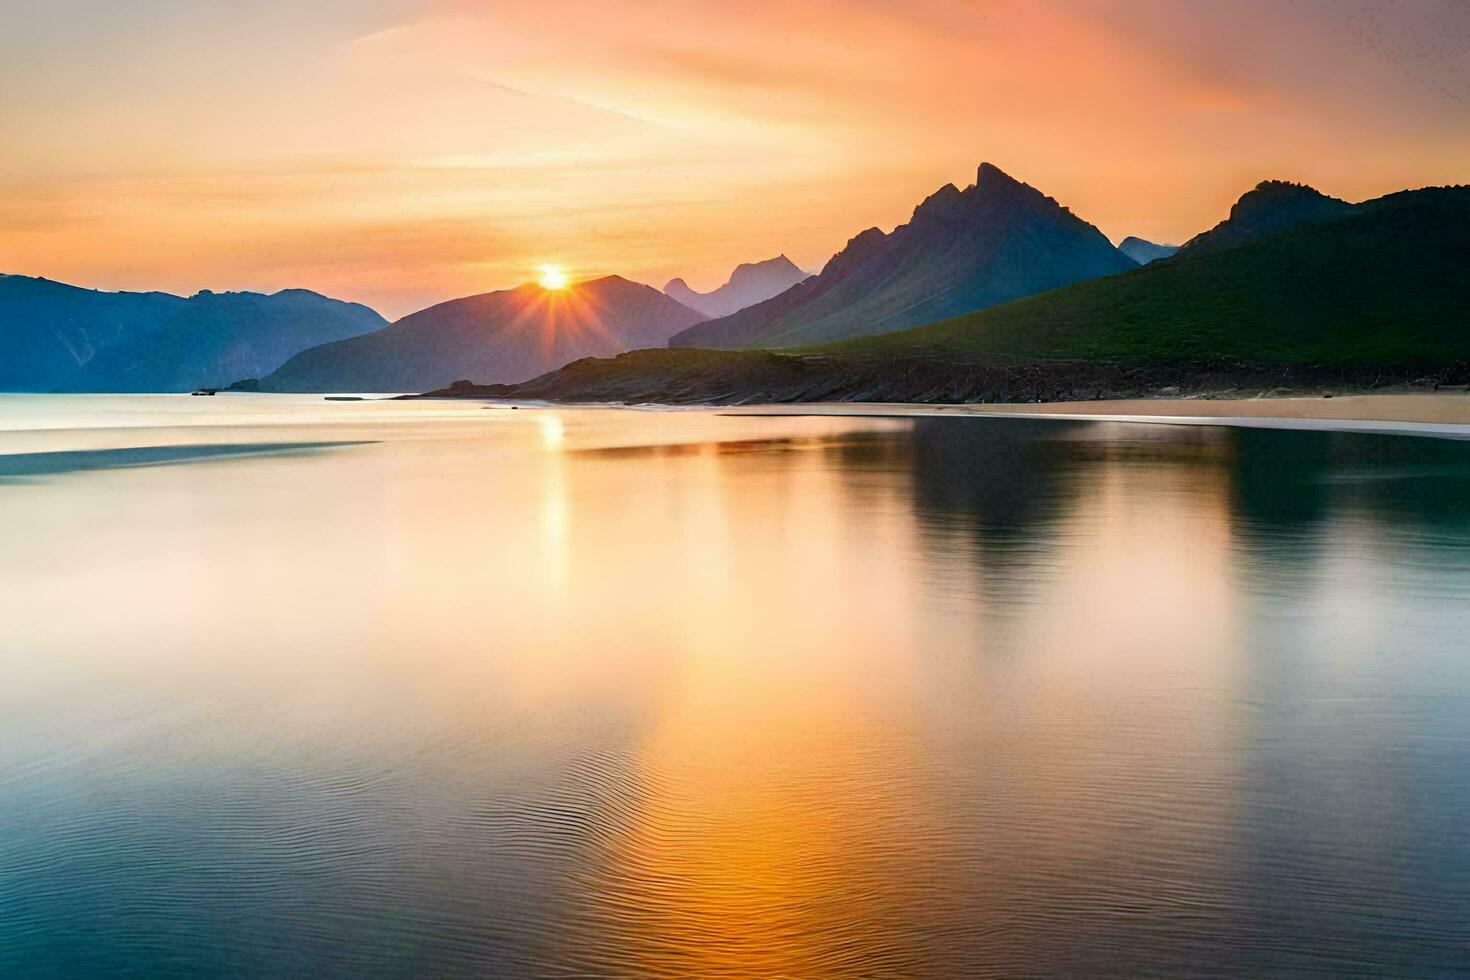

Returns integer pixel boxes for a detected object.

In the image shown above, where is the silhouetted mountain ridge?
[669,162,1135,349]
[847,182,1470,363]
[248,275,705,392]
[448,182,1470,404]
[1175,180,1355,257]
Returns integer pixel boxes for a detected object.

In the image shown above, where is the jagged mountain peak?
[905,164,1061,229]
[912,182,965,217]
[671,163,1134,350]
[976,161,1020,187]
[971,162,1062,210]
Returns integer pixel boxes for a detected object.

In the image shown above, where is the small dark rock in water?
[1324,393,1334,398]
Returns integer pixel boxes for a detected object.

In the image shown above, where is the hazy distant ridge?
[664,256,809,318]
[0,276,385,392]
[1117,237,1177,264]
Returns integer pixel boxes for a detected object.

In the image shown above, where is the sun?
[538,264,570,290]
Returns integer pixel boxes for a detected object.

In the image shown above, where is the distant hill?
[0,275,182,391]
[1174,180,1354,258]
[669,163,1136,349]
[1118,237,1177,264]
[0,276,385,392]
[664,256,809,318]
[450,182,1470,404]
[845,184,1470,364]
[248,275,706,392]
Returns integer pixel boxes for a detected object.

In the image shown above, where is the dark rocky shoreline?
[414,349,1470,406]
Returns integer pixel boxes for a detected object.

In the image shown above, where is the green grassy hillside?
[834,186,1470,366]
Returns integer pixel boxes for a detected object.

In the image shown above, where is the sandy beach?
[970,393,1470,424]
[725,392,1470,439]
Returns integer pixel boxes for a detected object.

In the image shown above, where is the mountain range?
[261,163,1146,393]
[0,276,384,392]
[850,183,1470,364]
[663,256,809,318]
[438,180,1470,404]
[7,163,1465,400]
[243,275,705,392]
[668,163,1137,350]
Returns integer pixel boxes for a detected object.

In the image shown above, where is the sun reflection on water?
[4,403,1470,975]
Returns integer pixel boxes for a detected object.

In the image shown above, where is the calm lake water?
[3,394,1470,977]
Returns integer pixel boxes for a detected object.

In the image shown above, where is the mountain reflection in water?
[2,397,1468,977]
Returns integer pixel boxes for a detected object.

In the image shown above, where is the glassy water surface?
[2,394,1469,977]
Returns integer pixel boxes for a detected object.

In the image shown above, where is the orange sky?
[2,0,1467,318]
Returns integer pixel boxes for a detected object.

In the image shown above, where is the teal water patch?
[0,441,374,483]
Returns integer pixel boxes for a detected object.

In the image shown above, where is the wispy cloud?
[2,0,1466,316]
